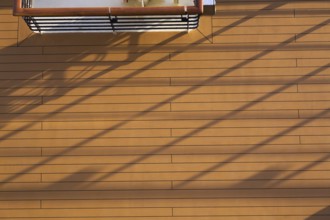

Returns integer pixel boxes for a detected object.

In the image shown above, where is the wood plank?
[301,136,330,144]
[173,206,328,216]
[0,174,40,183]
[297,34,330,42]
[172,127,330,137]
[295,9,330,17]
[298,84,330,92]
[0,97,41,105]
[0,148,41,157]
[2,161,330,174]
[172,153,327,163]
[171,101,330,111]
[0,71,42,80]
[298,59,330,67]
[0,110,300,123]
[0,31,17,39]
[212,17,330,27]
[0,200,40,209]
[0,15,17,23]
[0,155,171,165]
[0,103,171,114]
[0,121,41,130]
[0,136,299,148]
[172,179,330,189]
[0,39,17,47]
[171,50,330,61]
[0,46,42,55]
[42,197,330,208]
[0,78,171,88]
[213,34,294,43]
[0,59,297,71]
[41,118,330,130]
[42,170,330,182]
[0,208,172,218]
[0,189,329,200]
[1,129,171,139]
[0,85,298,97]
[0,181,172,191]
[213,25,330,35]
[214,9,294,18]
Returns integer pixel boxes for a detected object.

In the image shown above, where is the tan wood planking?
[213,34,295,43]
[0,200,40,209]
[1,0,329,219]
[0,173,41,183]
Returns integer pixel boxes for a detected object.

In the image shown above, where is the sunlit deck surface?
[0,0,330,219]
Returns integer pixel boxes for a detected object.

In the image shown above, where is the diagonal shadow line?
[1,3,324,184]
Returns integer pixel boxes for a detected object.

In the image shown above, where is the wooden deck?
[0,0,330,219]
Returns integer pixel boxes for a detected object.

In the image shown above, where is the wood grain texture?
[1,0,329,219]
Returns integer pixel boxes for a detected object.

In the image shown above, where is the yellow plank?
[1,161,330,174]
[0,208,172,218]
[1,181,171,191]
[172,153,327,163]
[298,58,330,67]
[214,9,294,18]
[0,189,329,200]
[0,110,299,122]
[0,31,17,38]
[213,25,330,35]
[0,155,171,164]
[172,101,330,111]
[42,118,330,130]
[42,170,330,182]
[0,200,40,209]
[301,135,330,144]
[298,84,330,92]
[0,39,17,47]
[0,84,298,97]
[171,50,330,60]
[0,121,41,130]
[0,53,170,63]
[173,206,328,216]
[1,129,171,139]
[0,174,40,183]
[213,17,330,27]
[172,127,330,137]
[0,136,299,148]
[213,34,294,43]
[0,103,170,114]
[0,78,171,88]
[42,197,330,208]
[41,67,330,79]
[0,148,41,156]
[0,71,42,80]
[0,59,297,71]
[297,34,330,42]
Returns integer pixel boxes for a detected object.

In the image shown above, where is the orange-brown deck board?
[0,0,330,219]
